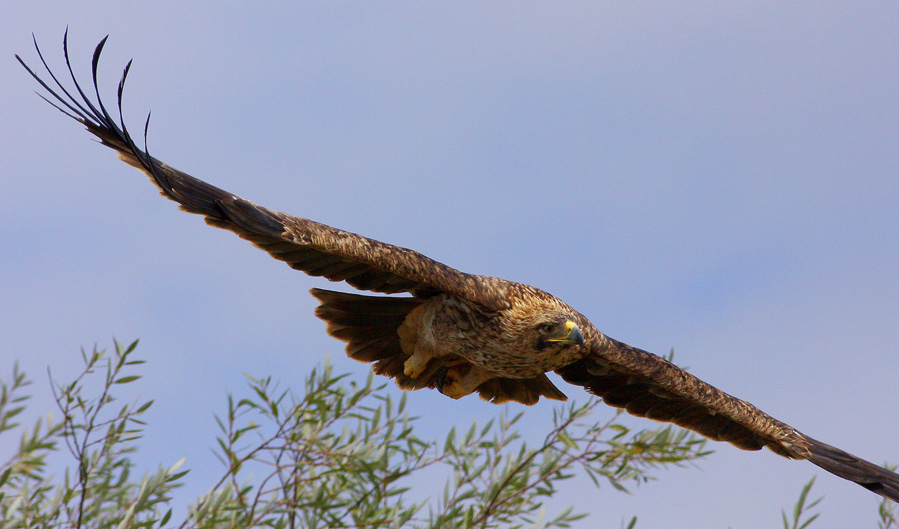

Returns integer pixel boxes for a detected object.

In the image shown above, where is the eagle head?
[495,288,591,374]
[537,319,585,350]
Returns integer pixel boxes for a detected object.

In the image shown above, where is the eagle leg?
[403,349,434,379]
[436,364,496,399]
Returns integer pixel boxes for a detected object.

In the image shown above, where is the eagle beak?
[549,321,585,346]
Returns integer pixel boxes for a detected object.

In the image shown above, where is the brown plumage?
[17,34,899,503]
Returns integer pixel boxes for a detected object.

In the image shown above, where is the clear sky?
[3,3,898,527]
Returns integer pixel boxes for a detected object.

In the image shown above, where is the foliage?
[0,340,893,528]
[0,341,184,528]
[780,476,898,529]
[781,477,822,529]
[877,467,899,529]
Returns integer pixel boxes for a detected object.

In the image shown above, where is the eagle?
[18,34,899,503]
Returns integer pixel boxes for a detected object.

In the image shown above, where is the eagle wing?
[556,339,899,500]
[17,34,506,308]
[556,340,795,453]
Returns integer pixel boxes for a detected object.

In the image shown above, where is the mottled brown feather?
[556,347,785,453]
[311,288,568,405]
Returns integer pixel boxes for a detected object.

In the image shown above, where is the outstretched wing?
[557,341,798,453]
[557,339,899,501]
[16,34,505,308]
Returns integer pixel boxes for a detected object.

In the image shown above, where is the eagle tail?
[804,436,899,501]
[311,287,422,363]
[311,288,434,390]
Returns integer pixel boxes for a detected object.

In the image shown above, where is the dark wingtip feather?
[19,33,239,221]
[804,436,899,502]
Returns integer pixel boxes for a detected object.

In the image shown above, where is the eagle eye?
[539,322,556,335]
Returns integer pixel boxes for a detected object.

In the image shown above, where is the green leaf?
[557,431,578,450]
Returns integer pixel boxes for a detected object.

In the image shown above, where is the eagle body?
[395,285,592,379]
[17,34,899,504]
[313,285,586,404]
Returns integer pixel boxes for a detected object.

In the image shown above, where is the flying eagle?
[18,34,899,503]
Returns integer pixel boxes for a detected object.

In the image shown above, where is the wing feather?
[557,339,899,501]
[556,340,795,453]
[18,35,503,307]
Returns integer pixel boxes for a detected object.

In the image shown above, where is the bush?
[0,340,893,528]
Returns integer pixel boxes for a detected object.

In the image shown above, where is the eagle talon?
[435,364,496,400]
[434,368,449,393]
[435,367,467,399]
[434,366,466,399]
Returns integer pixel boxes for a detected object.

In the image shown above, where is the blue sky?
[2,3,898,527]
